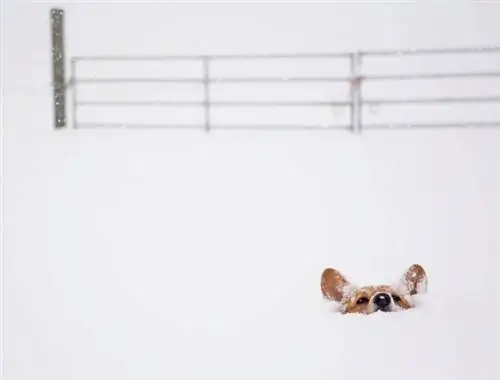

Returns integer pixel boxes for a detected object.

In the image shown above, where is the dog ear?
[400,264,428,295]
[321,268,353,302]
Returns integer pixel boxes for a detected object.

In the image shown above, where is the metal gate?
[51,8,500,134]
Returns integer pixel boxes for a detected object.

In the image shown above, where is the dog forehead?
[358,285,394,294]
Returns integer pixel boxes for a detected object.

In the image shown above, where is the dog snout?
[373,293,392,310]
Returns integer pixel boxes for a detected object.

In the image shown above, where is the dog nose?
[373,293,391,308]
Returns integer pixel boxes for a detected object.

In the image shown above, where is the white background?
[3,1,500,380]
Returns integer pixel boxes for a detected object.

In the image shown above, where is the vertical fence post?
[350,52,362,134]
[203,57,211,132]
[51,8,66,129]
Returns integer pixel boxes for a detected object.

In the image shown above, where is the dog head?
[320,264,428,314]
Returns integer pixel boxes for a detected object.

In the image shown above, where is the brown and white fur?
[321,264,428,314]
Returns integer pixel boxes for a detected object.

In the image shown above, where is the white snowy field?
[3,2,500,380]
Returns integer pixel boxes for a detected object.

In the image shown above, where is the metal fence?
[51,8,500,133]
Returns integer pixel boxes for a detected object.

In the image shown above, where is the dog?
[321,264,428,314]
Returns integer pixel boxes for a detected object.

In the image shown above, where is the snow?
[3,2,500,380]
[341,283,359,301]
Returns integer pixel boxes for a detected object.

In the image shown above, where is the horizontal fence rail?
[52,9,500,133]
[74,76,353,83]
[70,46,500,61]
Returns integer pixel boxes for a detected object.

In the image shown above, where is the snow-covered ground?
[3,2,500,380]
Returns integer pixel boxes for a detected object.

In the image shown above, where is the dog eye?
[392,294,402,302]
[356,297,369,304]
